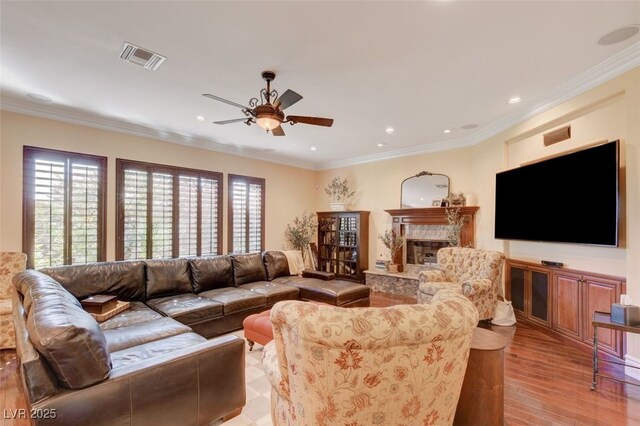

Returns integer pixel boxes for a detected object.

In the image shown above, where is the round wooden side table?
[454,327,508,426]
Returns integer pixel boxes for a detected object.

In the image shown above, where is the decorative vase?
[329,202,347,211]
[388,263,399,273]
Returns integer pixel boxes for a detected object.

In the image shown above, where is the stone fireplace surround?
[385,207,478,273]
[365,207,478,297]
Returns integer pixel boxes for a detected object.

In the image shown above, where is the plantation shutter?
[70,163,100,264]
[33,158,66,268]
[151,172,173,259]
[248,183,262,253]
[117,160,222,260]
[179,175,198,256]
[229,175,265,254]
[200,177,219,256]
[122,169,148,260]
[24,147,106,269]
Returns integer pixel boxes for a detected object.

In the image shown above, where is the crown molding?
[3,43,638,172]
[0,97,318,171]
[318,42,640,170]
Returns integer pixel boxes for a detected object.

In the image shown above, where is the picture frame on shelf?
[432,199,441,207]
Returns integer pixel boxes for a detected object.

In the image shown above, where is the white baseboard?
[625,354,640,381]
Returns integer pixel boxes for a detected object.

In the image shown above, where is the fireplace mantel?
[385,206,479,271]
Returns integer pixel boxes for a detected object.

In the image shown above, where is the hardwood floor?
[2,291,639,425]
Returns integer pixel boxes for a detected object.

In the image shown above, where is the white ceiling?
[1,1,639,170]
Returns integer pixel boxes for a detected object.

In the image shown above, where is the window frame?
[115,159,223,260]
[22,146,107,269]
[228,174,266,254]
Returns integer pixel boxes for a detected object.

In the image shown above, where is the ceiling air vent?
[119,42,166,70]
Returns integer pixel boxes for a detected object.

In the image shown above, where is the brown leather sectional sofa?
[11,251,370,425]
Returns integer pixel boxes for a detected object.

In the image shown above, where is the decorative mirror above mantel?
[400,171,450,208]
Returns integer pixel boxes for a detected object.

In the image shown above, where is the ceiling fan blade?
[271,125,285,136]
[202,93,248,110]
[213,118,249,125]
[274,89,303,110]
[287,115,334,127]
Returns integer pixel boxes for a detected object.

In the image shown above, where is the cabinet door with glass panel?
[316,211,369,282]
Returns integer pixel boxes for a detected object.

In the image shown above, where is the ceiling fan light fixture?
[256,115,280,131]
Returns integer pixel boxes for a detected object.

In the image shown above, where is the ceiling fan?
[202,71,334,136]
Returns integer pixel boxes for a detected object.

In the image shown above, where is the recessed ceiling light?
[461,123,479,130]
[26,93,52,103]
[508,96,522,104]
[443,129,451,134]
[598,25,639,45]
[196,115,205,122]
[385,127,394,134]
[377,143,384,147]
[310,146,317,151]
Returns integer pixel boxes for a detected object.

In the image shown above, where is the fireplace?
[385,207,478,272]
[406,239,449,264]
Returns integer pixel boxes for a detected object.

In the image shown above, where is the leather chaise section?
[238,281,299,306]
[146,293,223,324]
[199,287,267,314]
[98,301,163,331]
[103,317,192,352]
[273,275,371,306]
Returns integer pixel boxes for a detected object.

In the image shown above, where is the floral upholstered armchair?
[0,252,27,350]
[417,247,505,321]
[262,289,478,425]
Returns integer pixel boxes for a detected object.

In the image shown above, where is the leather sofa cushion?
[263,251,290,281]
[189,256,234,293]
[40,260,146,301]
[145,258,192,299]
[13,270,81,316]
[110,332,207,369]
[98,301,163,331]
[21,271,111,389]
[232,253,267,286]
[199,288,267,315]
[146,293,223,325]
[238,282,299,307]
[103,317,192,352]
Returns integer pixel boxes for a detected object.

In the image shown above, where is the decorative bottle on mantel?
[465,193,475,206]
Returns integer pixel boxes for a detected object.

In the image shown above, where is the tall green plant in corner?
[284,211,318,260]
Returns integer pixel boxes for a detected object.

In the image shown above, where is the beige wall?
[318,67,640,362]
[315,147,477,267]
[0,111,317,258]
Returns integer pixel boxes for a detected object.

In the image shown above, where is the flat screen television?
[495,140,619,246]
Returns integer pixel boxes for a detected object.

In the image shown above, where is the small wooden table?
[591,311,640,390]
[454,327,508,426]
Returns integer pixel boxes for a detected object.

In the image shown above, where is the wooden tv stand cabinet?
[505,259,626,359]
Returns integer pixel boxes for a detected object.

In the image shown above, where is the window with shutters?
[116,159,222,260]
[23,146,106,269]
[228,174,265,254]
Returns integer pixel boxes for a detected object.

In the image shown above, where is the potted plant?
[324,176,355,211]
[378,228,406,273]
[284,211,318,263]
